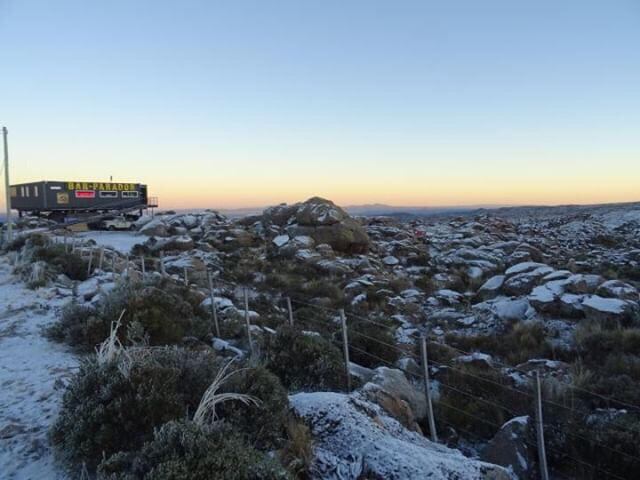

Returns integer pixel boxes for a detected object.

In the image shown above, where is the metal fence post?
[535,371,550,480]
[206,270,221,338]
[339,309,352,392]
[420,336,438,442]
[286,297,294,327]
[244,288,254,355]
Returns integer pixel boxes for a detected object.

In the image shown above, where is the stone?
[481,416,536,479]
[290,392,511,480]
[596,280,639,301]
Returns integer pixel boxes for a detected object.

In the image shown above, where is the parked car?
[89,216,137,231]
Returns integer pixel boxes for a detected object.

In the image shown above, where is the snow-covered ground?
[73,231,146,254]
[0,256,76,480]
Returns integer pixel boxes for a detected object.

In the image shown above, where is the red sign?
[75,190,95,199]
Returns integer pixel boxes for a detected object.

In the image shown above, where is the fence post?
[286,297,294,327]
[535,371,550,480]
[339,309,352,392]
[244,288,254,355]
[183,266,189,286]
[125,255,129,277]
[420,336,438,442]
[206,270,221,338]
[160,251,166,276]
[98,248,104,270]
[140,255,146,276]
[86,248,93,277]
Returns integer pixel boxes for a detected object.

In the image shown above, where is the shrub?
[48,281,210,351]
[302,280,343,304]
[217,366,289,449]
[347,316,400,369]
[263,326,346,391]
[97,421,290,480]
[33,244,89,280]
[50,348,219,470]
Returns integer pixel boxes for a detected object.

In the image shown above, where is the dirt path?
[0,255,77,480]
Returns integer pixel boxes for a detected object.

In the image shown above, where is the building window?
[20,187,24,197]
[24,186,29,197]
[122,191,139,198]
[34,186,39,197]
[100,191,118,198]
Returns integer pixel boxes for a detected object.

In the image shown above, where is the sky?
[0,0,639,210]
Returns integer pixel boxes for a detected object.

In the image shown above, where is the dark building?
[10,180,157,221]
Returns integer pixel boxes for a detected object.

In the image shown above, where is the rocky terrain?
[2,197,640,479]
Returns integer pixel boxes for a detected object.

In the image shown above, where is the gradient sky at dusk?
[1,0,639,209]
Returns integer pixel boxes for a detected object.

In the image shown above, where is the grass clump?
[263,326,346,391]
[347,316,400,369]
[446,321,557,365]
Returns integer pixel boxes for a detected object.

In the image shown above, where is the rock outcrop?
[290,392,512,480]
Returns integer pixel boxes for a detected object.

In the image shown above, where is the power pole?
[2,126,12,243]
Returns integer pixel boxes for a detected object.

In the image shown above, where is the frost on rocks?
[290,392,511,480]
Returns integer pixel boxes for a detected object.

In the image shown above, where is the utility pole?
[2,127,12,243]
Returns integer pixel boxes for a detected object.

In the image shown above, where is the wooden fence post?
[160,251,166,276]
[98,248,104,270]
[86,248,93,277]
[535,371,550,480]
[183,266,189,286]
[420,336,438,442]
[140,255,146,276]
[286,297,294,327]
[125,255,129,277]
[339,309,352,392]
[206,270,221,338]
[111,252,116,275]
[244,288,254,355]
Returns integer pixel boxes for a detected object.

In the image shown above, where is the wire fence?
[5,228,640,480]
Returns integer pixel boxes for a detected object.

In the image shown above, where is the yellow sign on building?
[66,182,136,191]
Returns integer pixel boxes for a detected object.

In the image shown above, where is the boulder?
[139,219,169,237]
[264,197,370,254]
[366,367,426,420]
[476,275,505,300]
[596,280,639,301]
[582,295,640,325]
[481,416,536,479]
[290,392,511,480]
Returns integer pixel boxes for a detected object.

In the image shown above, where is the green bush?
[264,326,346,391]
[50,348,219,471]
[98,421,290,480]
[217,366,289,449]
[33,244,89,280]
[48,281,210,351]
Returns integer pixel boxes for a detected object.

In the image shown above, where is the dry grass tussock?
[193,359,261,426]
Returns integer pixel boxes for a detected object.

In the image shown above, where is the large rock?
[264,197,370,253]
[290,392,511,480]
[139,219,169,237]
[481,416,536,479]
[582,295,640,325]
[362,367,427,428]
[596,280,639,301]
